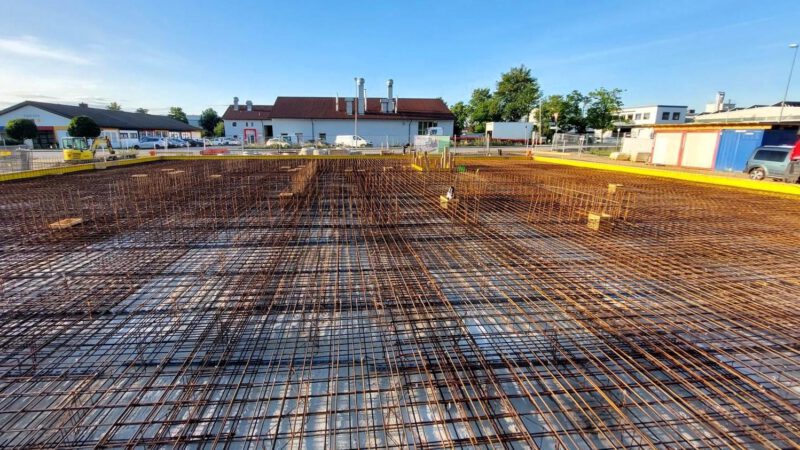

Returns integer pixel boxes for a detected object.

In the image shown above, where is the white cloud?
[0,35,92,65]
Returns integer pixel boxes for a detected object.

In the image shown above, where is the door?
[264,125,273,139]
[680,132,718,169]
[652,132,682,165]
[244,128,256,144]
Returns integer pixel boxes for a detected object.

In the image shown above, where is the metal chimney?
[387,79,394,113]
[345,97,354,115]
[357,78,365,115]
[246,100,253,112]
[715,92,725,112]
[233,96,239,111]
[335,93,339,112]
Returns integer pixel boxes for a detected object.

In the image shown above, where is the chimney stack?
[335,93,339,112]
[233,96,240,111]
[357,77,365,115]
[345,97,354,115]
[715,91,725,113]
[246,100,253,111]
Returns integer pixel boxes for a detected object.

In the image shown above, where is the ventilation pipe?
[233,97,239,111]
[357,78,365,115]
[394,96,398,114]
[387,79,394,113]
[246,100,253,112]
[345,97,354,115]
[335,93,339,112]
[715,91,725,113]
[364,88,367,112]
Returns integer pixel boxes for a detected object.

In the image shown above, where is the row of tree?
[449,65,623,138]
[5,115,103,142]
[106,102,225,137]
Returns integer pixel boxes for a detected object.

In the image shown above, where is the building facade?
[222,79,454,146]
[0,101,201,148]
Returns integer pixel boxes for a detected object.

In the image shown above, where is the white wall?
[224,119,272,142]
[0,105,71,128]
[271,118,454,146]
[485,122,533,140]
[618,106,687,125]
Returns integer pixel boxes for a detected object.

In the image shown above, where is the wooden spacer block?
[439,195,458,210]
[49,217,84,230]
[587,212,612,231]
[608,183,624,194]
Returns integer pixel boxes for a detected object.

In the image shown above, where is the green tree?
[67,116,101,138]
[586,88,624,141]
[199,108,220,137]
[450,101,470,135]
[213,121,225,137]
[107,102,122,111]
[167,106,188,124]
[468,88,500,133]
[537,95,568,140]
[495,65,541,121]
[561,90,589,133]
[135,107,149,114]
[5,118,38,142]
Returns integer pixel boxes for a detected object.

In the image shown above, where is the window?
[417,121,438,135]
[661,112,670,120]
[318,133,327,143]
[672,112,680,120]
[642,113,650,120]
[753,150,788,163]
[634,113,642,120]
[232,122,237,127]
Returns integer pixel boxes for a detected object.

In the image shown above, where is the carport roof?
[0,101,200,131]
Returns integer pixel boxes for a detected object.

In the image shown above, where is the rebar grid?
[0,158,798,449]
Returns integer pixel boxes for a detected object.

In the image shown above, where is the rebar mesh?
[0,158,798,449]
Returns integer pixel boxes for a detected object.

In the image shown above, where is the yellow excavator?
[61,136,136,163]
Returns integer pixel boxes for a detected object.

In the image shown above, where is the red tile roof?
[270,97,454,121]
[221,105,273,120]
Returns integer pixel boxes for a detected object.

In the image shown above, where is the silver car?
[744,146,792,180]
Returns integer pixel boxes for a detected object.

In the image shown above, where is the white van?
[335,135,372,148]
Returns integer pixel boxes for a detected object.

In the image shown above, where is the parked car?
[744,146,793,180]
[183,138,203,147]
[168,138,189,148]
[136,137,167,149]
[266,138,291,148]
[227,138,241,146]
[335,135,372,148]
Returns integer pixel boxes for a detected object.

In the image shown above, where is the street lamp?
[778,43,799,124]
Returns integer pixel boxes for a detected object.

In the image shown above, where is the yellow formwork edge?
[535,156,800,197]
[410,164,424,171]
[0,163,95,182]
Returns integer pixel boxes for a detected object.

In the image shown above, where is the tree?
[199,108,220,137]
[167,106,188,124]
[5,119,38,142]
[468,88,500,133]
[586,88,624,141]
[562,90,589,133]
[450,101,470,135]
[537,95,568,140]
[495,65,541,121]
[213,121,225,137]
[107,102,122,111]
[67,116,101,138]
[135,108,149,114]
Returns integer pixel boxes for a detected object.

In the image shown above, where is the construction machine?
[61,136,136,163]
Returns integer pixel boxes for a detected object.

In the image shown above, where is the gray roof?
[0,101,200,131]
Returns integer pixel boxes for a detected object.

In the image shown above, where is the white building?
[222,79,454,146]
[0,101,201,148]
[614,104,689,139]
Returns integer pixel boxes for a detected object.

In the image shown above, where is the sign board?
[414,135,450,153]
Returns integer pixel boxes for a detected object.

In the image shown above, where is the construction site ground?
[0,157,798,449]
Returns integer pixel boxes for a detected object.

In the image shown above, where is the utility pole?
[778,43,799,124]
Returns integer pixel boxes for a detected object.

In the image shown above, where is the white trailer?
[485,122,533,141]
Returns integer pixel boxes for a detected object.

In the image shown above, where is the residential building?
[0,101,201,148]
[221,98,274,144]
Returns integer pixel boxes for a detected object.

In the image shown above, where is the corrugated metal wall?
[715,130,764,172]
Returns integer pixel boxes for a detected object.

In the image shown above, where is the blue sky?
[1,0,798,114]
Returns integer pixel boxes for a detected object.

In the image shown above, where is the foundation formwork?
[0,158,798,449]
